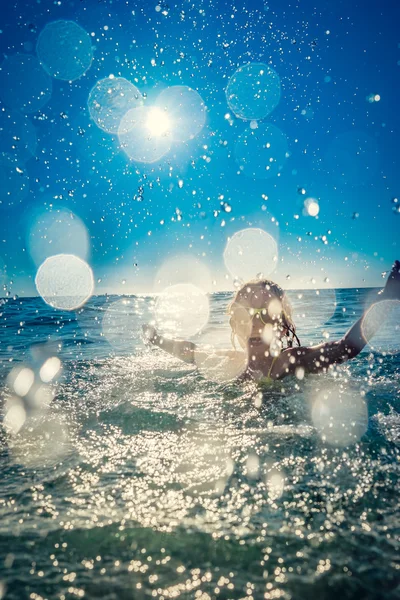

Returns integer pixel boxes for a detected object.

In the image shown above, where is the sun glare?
[146,107,170,136]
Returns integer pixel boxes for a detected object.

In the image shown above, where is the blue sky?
[0,0,398,296]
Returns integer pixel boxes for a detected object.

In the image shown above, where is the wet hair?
[227,279,301,350]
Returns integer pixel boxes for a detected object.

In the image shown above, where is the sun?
[145,107,170,136]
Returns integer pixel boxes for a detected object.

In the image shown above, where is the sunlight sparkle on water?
[195,347,248,382]
[155,283,209,338]
[102,298,148,352]
[9,416,70,467]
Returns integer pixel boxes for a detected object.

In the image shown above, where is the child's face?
[230,285,284,345]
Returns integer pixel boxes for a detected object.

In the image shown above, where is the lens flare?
[9,417,70,467]
[226,62,281,120]
[266,469,285,500]
[88,77,143,134]
[311,385,368,446]
[4,398,26,435]
[154,85,206,142]
[155,283,209,338]
[37,20,93,81]
[102,298,148,353]
[27,207,90,267]
[223,228,278,281]
[146,107,170,136]
[361,300,400,355]
[35,254,94,311]
[9,367,35,397]
[304,198,320,217]
[194,347,248,383]
[39,357,62,383]
[118,106,171,163]
[154,255,212,293]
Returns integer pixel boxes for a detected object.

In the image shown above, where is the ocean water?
[0,288,399,600]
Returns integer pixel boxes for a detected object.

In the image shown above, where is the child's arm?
[142,325,196,364]
[273,260,400,378]
[142,325,241,365]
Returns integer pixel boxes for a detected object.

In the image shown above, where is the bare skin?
[143,261,400,381]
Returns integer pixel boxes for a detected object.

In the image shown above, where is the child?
[143,261,400,382]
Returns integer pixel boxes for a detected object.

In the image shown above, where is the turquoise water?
[0,289,399,599]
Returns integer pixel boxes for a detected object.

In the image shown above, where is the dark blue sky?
[0,0,399,296]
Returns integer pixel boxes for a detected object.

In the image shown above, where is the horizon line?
[0,285,381,301]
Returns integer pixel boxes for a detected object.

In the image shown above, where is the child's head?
[227,279,299,352]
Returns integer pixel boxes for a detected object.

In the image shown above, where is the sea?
[0,288,399,600]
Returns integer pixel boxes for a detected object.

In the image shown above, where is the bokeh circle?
[36,20,93,81]
[27,207,90,267]
[35,254,94,311]
[226,62,281,121]
[155,283,209,338]
[311,386,368,447]
[361,300,400,355]
[154,255,212,293]
[88,77,143,134]
[102,298,145,353]
[195,347,248,383]
[223,228,278,281]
